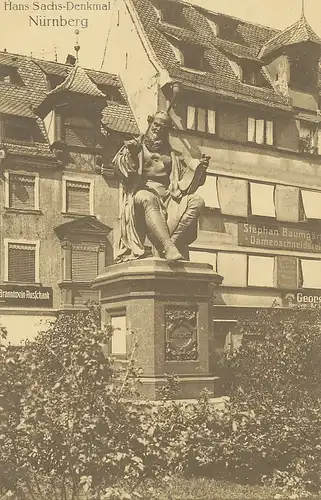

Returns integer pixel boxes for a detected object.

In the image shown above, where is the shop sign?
[0,285,53,308]
[283,291,321,308]
[238,222,321,253]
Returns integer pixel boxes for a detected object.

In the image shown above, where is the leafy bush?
[1,304,320,499]
[0,304,148,499]
[218,307,321,493]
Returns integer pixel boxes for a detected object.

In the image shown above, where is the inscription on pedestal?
[165,307,198,361]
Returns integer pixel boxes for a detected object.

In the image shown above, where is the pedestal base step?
[137,374,220,400]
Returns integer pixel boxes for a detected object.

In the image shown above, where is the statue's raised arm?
[111,111,209,263]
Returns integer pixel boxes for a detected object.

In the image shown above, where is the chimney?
[65,54,76,66]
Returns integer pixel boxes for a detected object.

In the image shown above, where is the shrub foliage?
[0,304,320,499]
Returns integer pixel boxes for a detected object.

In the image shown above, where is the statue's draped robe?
[112,137,205,262]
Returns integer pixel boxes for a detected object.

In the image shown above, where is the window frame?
[187,105,216,134]
[299,258,321,290]
[249,181,276,218]
[3,116,42,143]
[71,243,100,283]
[107,309,128,357]
[4,170,40,211]
[247,116,274,146]
[247,254,276,288]
[4,238,40,284]
[298,121,319,155]
[62,175,94,216]
[216,252,248,288]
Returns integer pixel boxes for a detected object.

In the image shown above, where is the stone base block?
[94,258,223,400]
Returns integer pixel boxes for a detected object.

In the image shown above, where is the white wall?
[0,313,56,344]
[102,0,166,131]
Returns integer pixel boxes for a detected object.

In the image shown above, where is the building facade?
[103,0,321,347]
[0,50,138,342]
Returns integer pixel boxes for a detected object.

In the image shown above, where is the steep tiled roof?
[86,69,120,87]
[0,51,139,159]
[186,7,278,60]
[34,59,69,77]
[0,52,20,67]
[259,14,321,59]
[49,64,105,97]
[102,101,138,134]
[0,95,36,118]
[131,0,292,110]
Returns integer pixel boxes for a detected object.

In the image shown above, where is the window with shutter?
[186,107,216,134]
[7,243,36,283]
[187,106,196,130]
[248,117,274,145]
[66,180,91,214]
[9,174,36,210]
[71,245,98,282]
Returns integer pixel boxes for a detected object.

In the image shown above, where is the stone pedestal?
[93,258,223,400]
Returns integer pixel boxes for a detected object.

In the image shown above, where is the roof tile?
[49,64,105,97]
[0,51,139,158]
[259,14,321,58]
[134,0,291,110]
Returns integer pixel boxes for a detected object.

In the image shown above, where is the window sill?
[180,66,207,75]
[3,281,41,286]
[177,128,321,161]
[185,128,216,138]
[247,140,274,148]
[4,207,42,215]
[58,281,95,288]
[62,212,93,218]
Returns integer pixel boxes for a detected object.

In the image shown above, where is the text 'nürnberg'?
[3,1,111,28]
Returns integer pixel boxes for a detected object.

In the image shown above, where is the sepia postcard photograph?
[0,0,320,499]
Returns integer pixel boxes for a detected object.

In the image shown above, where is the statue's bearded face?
[148,117,170,144]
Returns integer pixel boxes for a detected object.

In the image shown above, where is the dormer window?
[47,75,65,91]
[216,18,240,42]
[242,64,269,88]
[169,42,184,64]
[243,68,260,86]
[169,40,205,71]
[4,116,44,143]
[183,46,205,71]
[96,84,125,104]
[0,65,23,85]
[207,18,219,36]
[154,0,183,26]
[229,60,243,79]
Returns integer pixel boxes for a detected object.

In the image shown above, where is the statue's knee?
[134,190,158,207]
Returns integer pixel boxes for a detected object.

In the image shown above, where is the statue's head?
[146,111,171,144]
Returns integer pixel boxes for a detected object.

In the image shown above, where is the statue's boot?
[171,194,205,250]
[145,206,183,261]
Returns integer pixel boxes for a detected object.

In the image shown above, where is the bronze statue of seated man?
[112,111,209,263]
